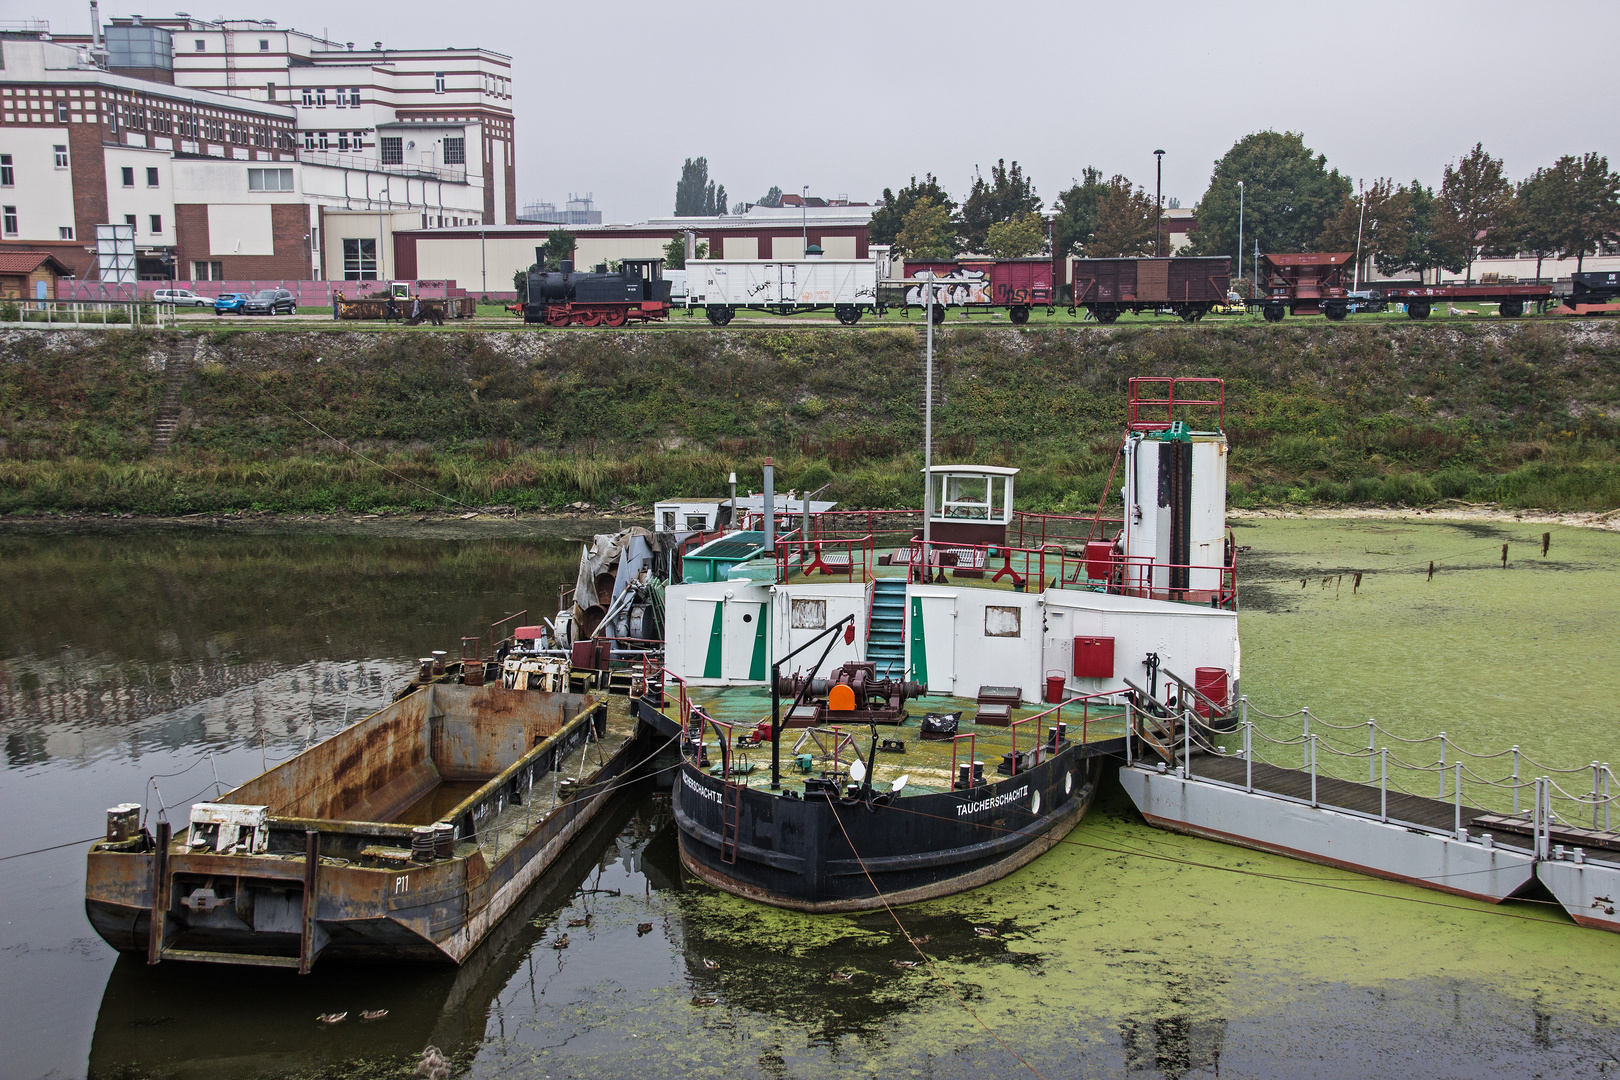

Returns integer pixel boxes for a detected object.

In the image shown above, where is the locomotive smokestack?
[534,246,545,272]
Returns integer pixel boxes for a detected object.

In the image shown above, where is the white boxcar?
[687,258,880,325]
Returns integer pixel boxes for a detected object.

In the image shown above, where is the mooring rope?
[826,805,1051,1080]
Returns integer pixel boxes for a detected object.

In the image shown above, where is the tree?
[895,196,955,259]
[1190,131,1352,267]
[662,234,708,269]
[1552,153,1620,272]
[984,213,1046,258]
[675,157,726,217]
[870,175,955,246]
[959,160,1041,253]
[1507,166,1566,282]
[1436,143,1513,283]
[757,185,783,208]
[1086,176,1157,257]
[1314,178,1414,285]
[1377,179,1464,283]
[1050,167,1110,260]
[512,267,528,303]
[543,229,575,268]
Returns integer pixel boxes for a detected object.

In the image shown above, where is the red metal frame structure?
[1126,376,1225,432]
[774,535,875,583]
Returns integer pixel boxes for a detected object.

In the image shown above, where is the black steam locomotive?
[522,249,671,327]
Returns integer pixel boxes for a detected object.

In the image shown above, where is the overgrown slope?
[1,320,1617,514]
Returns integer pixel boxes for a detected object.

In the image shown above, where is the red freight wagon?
[1069,256,1231,323]
[1260,252,1353,320]
[899,258,1054,324]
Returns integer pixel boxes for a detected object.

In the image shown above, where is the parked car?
[214,292,248,314]
[241,288,297,315]
[152,288,210,306]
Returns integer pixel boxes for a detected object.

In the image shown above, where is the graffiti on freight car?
[906,268,990,308]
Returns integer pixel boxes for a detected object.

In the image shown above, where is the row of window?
[302,131,368,152]
[0,206,88,239]
[301,87,363,108]
[120,166,161,188]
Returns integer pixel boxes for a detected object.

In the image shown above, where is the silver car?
[152,288,211,306]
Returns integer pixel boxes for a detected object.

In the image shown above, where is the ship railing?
[949,732,979,791]
[1126,375,1226,432]
[1010,511,1123,549]
[1134,692,1620,850]
[1006,691,1131,775]
[808,509,923,541]
[774,534,875,584]
[457,609,529,663]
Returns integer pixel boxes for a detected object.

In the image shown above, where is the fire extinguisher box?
[1072,636,1115,679]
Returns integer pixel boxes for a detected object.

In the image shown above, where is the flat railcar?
[1069,256,1231,323]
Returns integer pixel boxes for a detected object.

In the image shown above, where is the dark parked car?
[241,288,297,315]
[213,292,248,314]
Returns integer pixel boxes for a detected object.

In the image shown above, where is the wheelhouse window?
[342,237,377,280]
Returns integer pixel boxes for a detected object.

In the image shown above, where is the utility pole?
[801,185,808,255]
[1353,181,1368,291]
[1237,180,1244,291]
[1154,150,1165,257]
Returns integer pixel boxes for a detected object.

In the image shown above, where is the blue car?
[214,292,248,315]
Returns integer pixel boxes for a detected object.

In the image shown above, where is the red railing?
[1127,376,1225,432]
[950,733,979,790]
[774,535,875,583]
[809,509,923,541]
[906,536,1237,608]
[1011,511,1124,549]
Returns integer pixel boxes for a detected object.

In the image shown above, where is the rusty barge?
[85,682,652,970]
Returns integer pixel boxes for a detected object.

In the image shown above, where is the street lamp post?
[1154,150,1166,256]
[801,185,808,256]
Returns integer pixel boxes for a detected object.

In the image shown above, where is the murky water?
[3,520,1619,1080]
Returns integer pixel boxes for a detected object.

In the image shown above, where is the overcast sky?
[76,0,1617,223]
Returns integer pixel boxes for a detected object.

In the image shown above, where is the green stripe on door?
[909,595,928,687]
[748,605,768,681]
[703,602,724,679]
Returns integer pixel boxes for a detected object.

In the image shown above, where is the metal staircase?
[867,578,907,678]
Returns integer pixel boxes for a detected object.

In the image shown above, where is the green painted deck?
[664,687,1128,797]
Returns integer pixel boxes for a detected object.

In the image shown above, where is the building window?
[248,167,294,192]
[121,166,134,187]
[303,131,314,151]
[59,226,73,240]
[53,145,67,168]
[301,87,312,107]
[434,72,445,94]
[193,260,223,280]
[266,83,275,101]
[348,87,360,106]
[56,101,68,122]
[146,166,159,187]
[123,214,136,228]
[315,88,326,107]
[194,39,206,51]
[342,237,377,280]
[380,136,402,165]
[2,206,16,236]
[317,131,328,150]
[350,130,364,150]
[337,131,349,151]
[259,38,269,51]
[0,155,12,187]
[149,214,162,234]
[442,137,465,165]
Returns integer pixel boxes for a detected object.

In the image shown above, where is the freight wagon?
[687,256,881,325]
[1257,251,1554,320]
[1069,257,1231,322]
[898,258,1055,323]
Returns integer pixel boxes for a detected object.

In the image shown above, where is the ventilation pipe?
[684,230,696,263]
[762,459,775,553]
[89,0,101,48]
[728,471,737,532]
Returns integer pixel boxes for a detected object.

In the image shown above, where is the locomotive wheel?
[1008,305,1030,325]
[578,310,605,328]
[1499,299,1524,318]
[546,309,571,327]
[835,305,862,326]
[930,304,946,325]
[1263,303,1285,323]
[602,308,628,328]
[1407,300,1431,320]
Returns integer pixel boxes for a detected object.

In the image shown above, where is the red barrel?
[1194,667,1229,717]
[1045,672,1066,704]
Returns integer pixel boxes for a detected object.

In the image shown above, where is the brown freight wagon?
[1070,257,1231,323]
[334,294,477,321]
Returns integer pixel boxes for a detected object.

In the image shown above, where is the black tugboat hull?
[672,746,1101,912]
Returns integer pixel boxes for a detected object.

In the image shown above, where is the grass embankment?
[1,321,1617,516]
